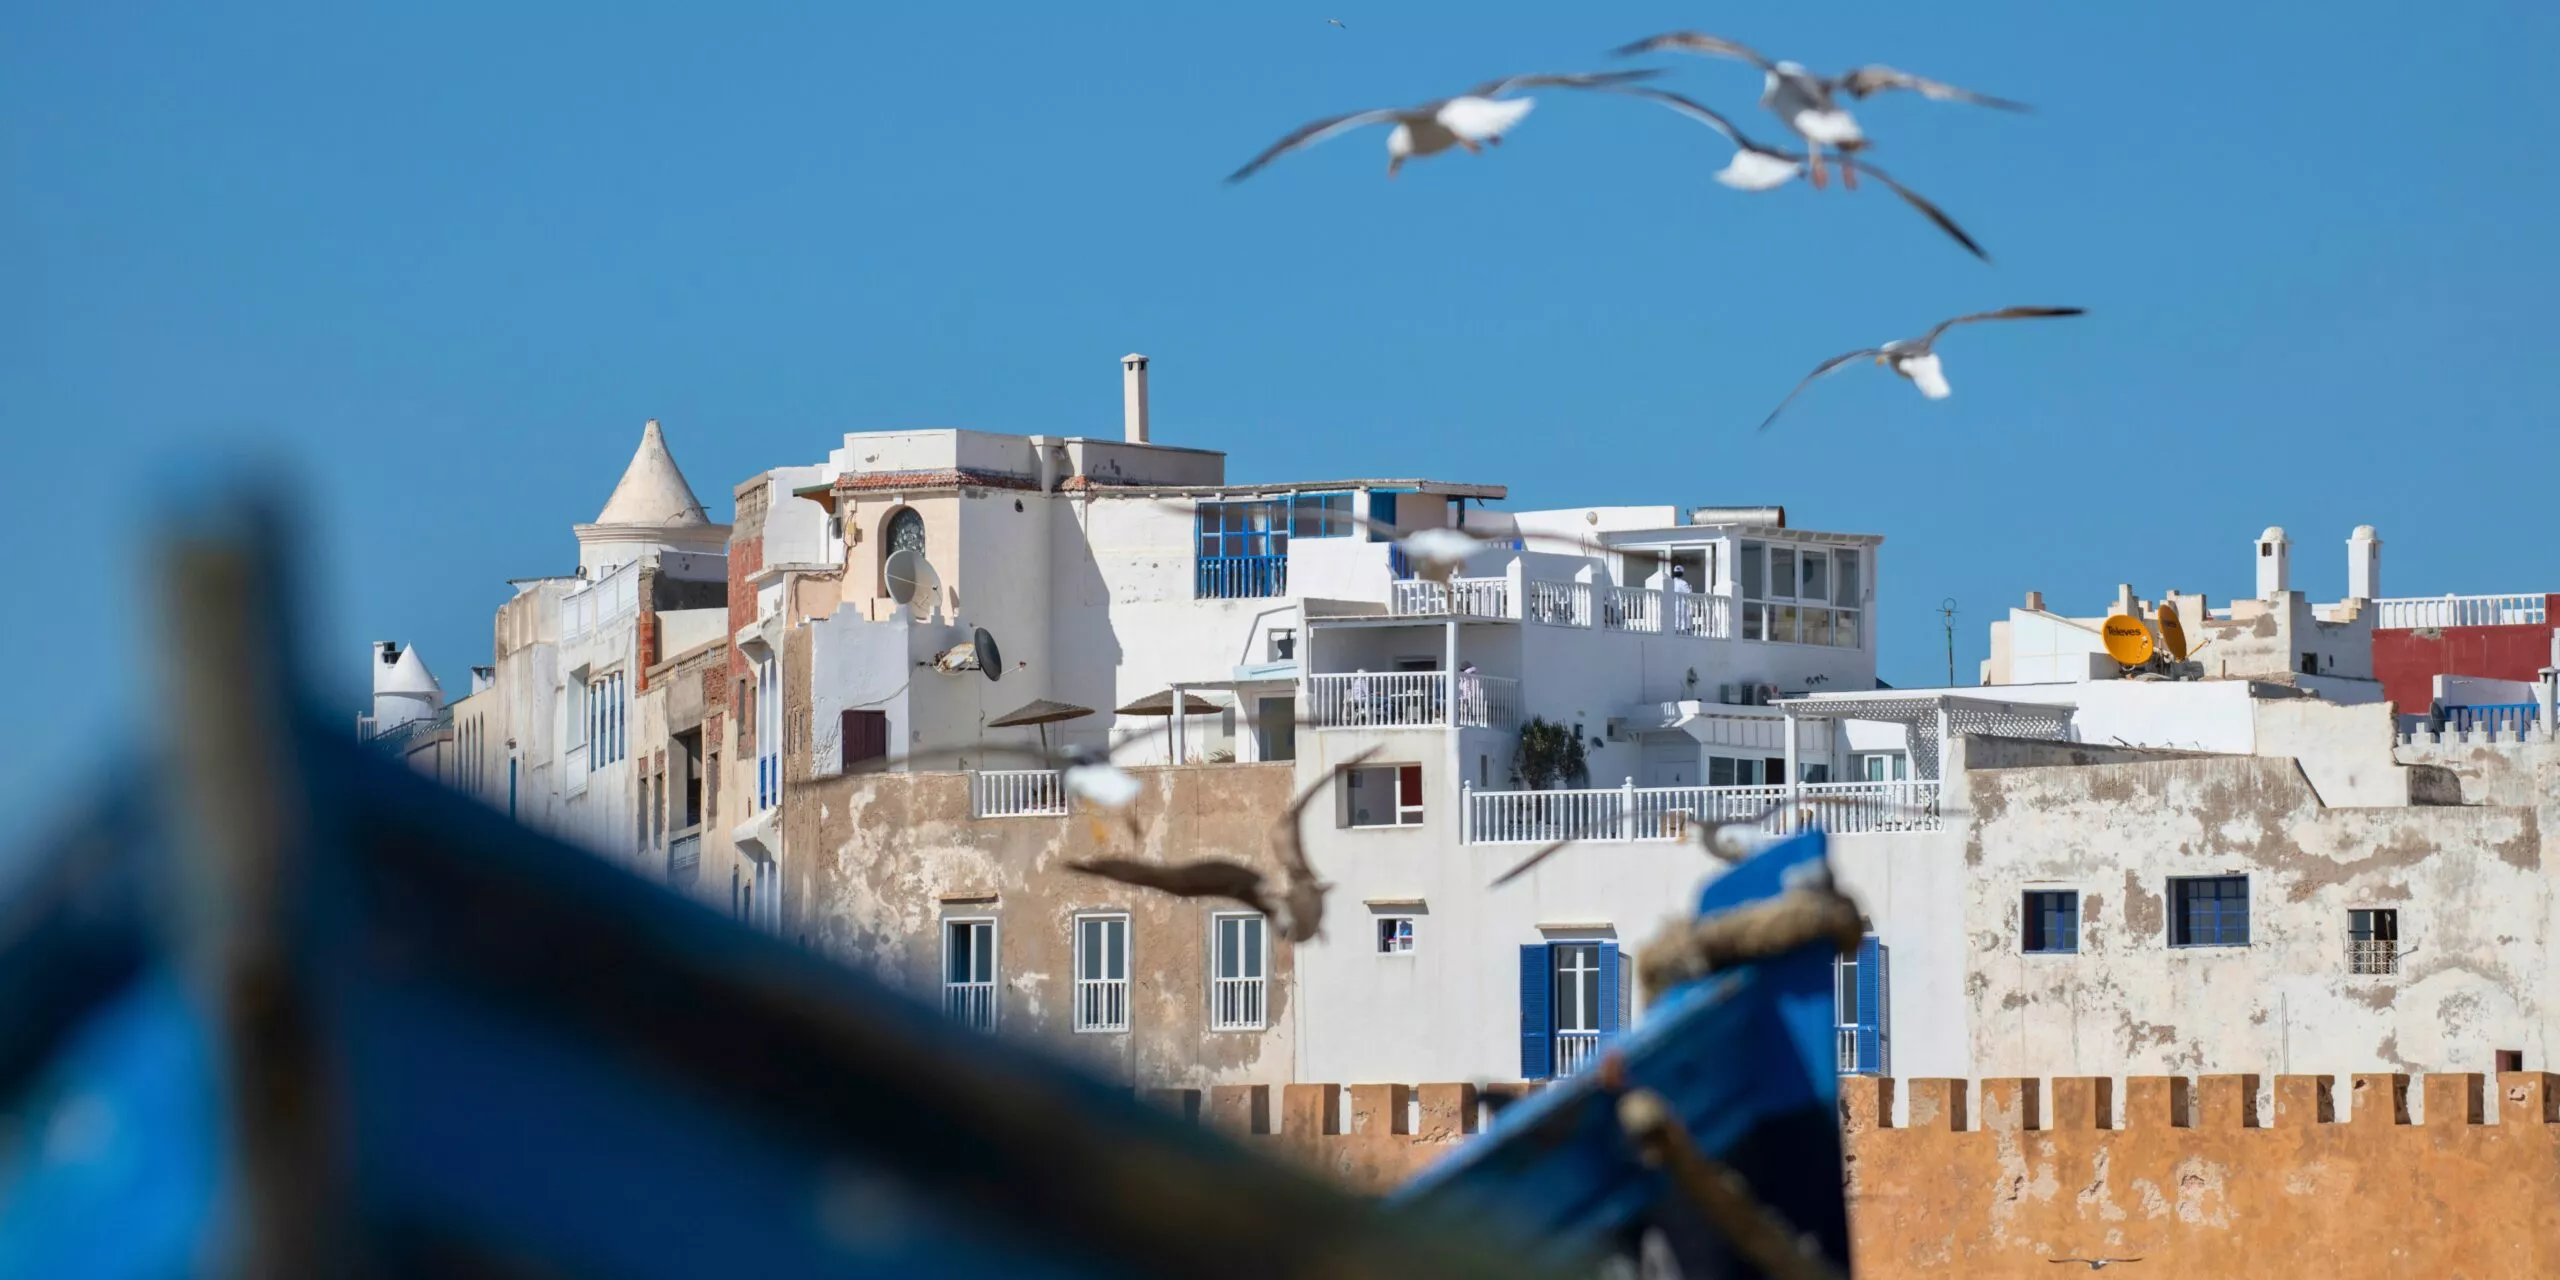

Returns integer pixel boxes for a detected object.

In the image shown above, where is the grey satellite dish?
[972,627,1003,682]
[883,549,941,622]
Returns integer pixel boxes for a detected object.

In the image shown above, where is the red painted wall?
[2371,594,2560,711]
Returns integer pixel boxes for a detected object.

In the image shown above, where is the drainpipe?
[1171,685,1186,764]
[1783,709,1801,816]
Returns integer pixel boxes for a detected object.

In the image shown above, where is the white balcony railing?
[1525,580,1594,627]
[973,769,1069,817]
[1306,672,1519,730]
[1602,585,1664,633]
[1465,779,1943,845]
[1389,577,1511,618]
[1075,977,1129,1032]
[945,981,997,1031]
[2373,593,2548,629]
[1555,1031,1601,1077]
[2347,940,2400,976]
[1212,976,1266,1030]
[561,560,641,643]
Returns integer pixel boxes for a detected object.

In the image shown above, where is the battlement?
[1139,1082,1539,1191]
[1843,1073,2560,1278]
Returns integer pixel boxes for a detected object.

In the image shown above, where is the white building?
[452,420,731,875]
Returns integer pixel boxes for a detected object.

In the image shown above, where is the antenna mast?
[1939,598,1959,688]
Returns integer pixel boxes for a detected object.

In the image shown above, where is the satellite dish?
[2101,614,2156,667]
[973,627,1004,682]
[884,550,941,622]
[2157,600,2191,662]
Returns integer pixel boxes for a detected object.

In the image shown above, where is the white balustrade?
[1212,976,1267,1030]
[1554,1032,1601,1077]
[1307,671,1447,728]
[1390,577,1511,618]
[1075,977,1129,1032]
[1603,586,1664,634]
[1525,580,1593,627]
[944,981,997,1031]
[1465,779,1943,845]
[2373,593,2548,629]
[973,769,1069,817]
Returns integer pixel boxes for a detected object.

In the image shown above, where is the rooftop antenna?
[1939,598,1959,688]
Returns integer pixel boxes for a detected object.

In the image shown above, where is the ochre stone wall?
[1843,1072,2560,1277]
[1144,1082,1501,1189]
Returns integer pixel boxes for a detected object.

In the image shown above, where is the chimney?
[1121,353,1150,444]
[2114,583,2136,617]
[2256,526,2292,599]
[2024,590,2045,612]
[2347,525,2382,601]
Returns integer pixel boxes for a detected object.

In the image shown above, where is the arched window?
[879,507,928,598]
[886,508,926,557]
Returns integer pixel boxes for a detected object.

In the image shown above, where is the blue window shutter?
[1596,943,1622,1036]
[1519,944,1553,1079]
[1854,934,1883,1074]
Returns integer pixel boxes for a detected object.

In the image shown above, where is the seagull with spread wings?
[1607,87,1986,260]
[1611,32,2027,188]
[1757,307,2084,433]
[1226,70,1659,182]
[1067,748,1381,942]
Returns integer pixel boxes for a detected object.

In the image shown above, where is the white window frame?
[1343,763,1425,828]
[1073,913,1131,1033]
[1210,912,1268,1031]
[755,654,780,813]
[942,917,999,1032]
[1376,915,1417,956]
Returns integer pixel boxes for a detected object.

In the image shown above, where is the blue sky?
[5,2,2557,825]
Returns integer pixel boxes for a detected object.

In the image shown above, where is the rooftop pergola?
[1774,690,2078,780]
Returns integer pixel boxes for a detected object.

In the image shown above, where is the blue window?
[2170,876,2250,946]
[1834,935,1889,1075]
[1519,941,1628,1079]
[1291,492,1353,538]
[1196,500,1290,599]
[2023,890,2079,954]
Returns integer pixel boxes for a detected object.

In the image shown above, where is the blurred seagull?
[1068,748,1381,942]
[1225,70,1659,182]
[1326,17,1346,28]
[2049,1261,2142,1271]
[1756,307,2085,433]
[1611,32,2027,187]
[1607,87,1986,259]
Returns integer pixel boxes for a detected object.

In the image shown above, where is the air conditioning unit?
[1753,683,1781,707]
[1718,683,1740,706]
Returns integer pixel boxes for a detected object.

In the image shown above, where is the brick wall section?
[1842,1072,2560,1277]
[2371,594,2560,710]
[634,564,660,693]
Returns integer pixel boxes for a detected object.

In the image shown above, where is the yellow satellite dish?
[2102,614,2156,666]
[2157,600,2191,662]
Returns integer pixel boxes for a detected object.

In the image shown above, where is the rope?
[1635,883,1866,1000]
[1616,1089,1848,1280]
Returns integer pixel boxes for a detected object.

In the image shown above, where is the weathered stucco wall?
[1843,1072,2560,1277]
[1964,755,2554,1077]
[784,762,1300,1089]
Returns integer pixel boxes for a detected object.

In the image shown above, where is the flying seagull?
[1226,70,1660,182]
[1608,87,1986,260]
[1756,306,2085,433]
[1067,748,1381,942]
[1326,17,1346,28]
[1611,32,2027,187]
[2049,1260,2143,1271]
